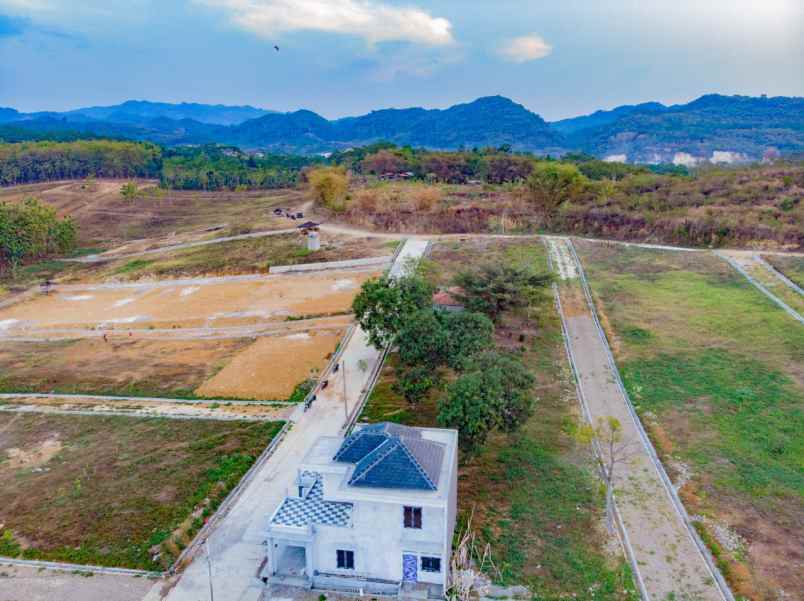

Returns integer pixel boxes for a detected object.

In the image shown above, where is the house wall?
[311,499,446,585]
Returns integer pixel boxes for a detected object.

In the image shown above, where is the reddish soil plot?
[196,329,343,400]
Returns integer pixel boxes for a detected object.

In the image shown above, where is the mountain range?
[1,94,802,163]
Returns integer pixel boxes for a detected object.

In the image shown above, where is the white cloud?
[198,0,454,46]
[498,34,552,63]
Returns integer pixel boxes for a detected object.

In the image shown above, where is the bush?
[308,166,349,211]
[453,262,552,322]
[525,162,586,216]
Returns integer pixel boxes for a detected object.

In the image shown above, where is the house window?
[421,556,441,573]
[336,549,355,570]
[403,506,422,529]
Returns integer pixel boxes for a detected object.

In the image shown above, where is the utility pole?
[204,538,215,601]
[342,361,348,422]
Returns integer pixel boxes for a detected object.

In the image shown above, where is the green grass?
[575,240,804,597]
[359,239,637,601]
[0,414,283,570]
[764,254,804,289]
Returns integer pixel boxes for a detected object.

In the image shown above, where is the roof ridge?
[348,439,398,485]
[396,438,438,491]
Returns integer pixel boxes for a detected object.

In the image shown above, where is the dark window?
[421,557,441,573]
[336,549,355,570]
[403,506,422,529]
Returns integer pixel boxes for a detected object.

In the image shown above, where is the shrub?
[308,166,349,211]
[525,162,586,216]
[410,185,442,211]
[0,197,77,271]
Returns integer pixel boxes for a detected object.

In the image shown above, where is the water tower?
[298,221,321,251]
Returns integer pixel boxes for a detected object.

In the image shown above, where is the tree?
[573,416,638,533]
[307,166,349,211]
[397,309,449,367]
[438,372,498,452]
[465,351,535,432]
[440,311,494,370]
[0,197,76,271]
[525,161,586,216]
[453,262,552,322]
[352,273,434,350]
[394,365,440,405]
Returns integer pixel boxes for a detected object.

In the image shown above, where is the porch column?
[305,541,314,578]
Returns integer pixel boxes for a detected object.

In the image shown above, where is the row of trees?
[0,140,162,186]
[353,260,552,452]
[332,143,683,184]
[0,197,77,271]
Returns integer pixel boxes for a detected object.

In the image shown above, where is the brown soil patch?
[0,270,377,332]
[0,337,251,397]
[196,329,343,400]
[6,438,62,469]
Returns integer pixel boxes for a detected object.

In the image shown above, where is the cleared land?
[574,240,803,601]
[0,270,378,333]
[360,239,637,600]
[196,329,343,400]
[0,413,283,570]
[720,252,804,317]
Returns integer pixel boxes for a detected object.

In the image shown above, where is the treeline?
[0,140,162,185]
[0,197,77,271]
[159,146,322,190]
[332,143,688,183]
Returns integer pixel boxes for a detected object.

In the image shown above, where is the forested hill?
[1,94,802,161]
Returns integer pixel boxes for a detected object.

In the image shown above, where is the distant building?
[432,287,465,312]
[263,423,459,598]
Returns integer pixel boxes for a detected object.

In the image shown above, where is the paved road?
[0,564,155,601]
[550,238,727,601]
[158,239,428,601]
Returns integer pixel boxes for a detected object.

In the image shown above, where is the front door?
[402,553,418,582]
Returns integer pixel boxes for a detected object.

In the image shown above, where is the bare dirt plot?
[575,239,804,601]
[0,413,283,570]
[196,329,343,400]
[0,270,379,333]
[0,338,252,398]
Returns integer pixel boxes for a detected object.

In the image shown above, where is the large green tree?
[352,273,434,349]
[525,161,586,216]
[453,262,552,322]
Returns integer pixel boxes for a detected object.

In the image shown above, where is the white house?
[263,422,459,598]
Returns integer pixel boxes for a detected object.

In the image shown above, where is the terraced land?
[574,240,803,600]
[360,239,637,601]
[0,413,283,570]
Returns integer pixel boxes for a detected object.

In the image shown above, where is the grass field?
[361,239,636,601]
[0,413,283,570]
[574,240,803,600]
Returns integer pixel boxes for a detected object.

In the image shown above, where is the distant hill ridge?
[1,94,802,162]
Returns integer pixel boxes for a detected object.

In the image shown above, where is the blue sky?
[1,0,802,121]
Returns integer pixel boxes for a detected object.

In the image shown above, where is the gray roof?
[334,423,445,491]
[271,471,352,528]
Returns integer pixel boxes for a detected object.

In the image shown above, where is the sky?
[0,0,802,121]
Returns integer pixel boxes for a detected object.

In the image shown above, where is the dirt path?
[716,251,804,324]
[549,237,729,601]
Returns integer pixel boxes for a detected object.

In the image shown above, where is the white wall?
[311,499,446,583]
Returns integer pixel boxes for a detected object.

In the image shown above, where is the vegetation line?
[568,239,735,601]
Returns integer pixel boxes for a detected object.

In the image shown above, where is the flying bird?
[274,45,279,52]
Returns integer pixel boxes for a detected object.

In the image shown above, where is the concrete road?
[0,564,155,601]
[159,239,428,601]
[550,238,727,601]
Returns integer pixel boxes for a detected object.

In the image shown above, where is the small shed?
[432,287,464,312]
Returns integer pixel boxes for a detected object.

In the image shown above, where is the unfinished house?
[264,422,459,598]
